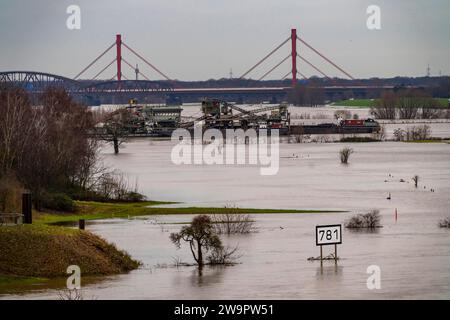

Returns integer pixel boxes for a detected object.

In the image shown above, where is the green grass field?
[35,201,344,225]
[330,99,376,108]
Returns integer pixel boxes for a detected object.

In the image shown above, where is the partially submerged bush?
[345,210,382,229]
[211,209,255,235]
[438,217,450,228]
[207,246,240,265]
[340,147,354,164]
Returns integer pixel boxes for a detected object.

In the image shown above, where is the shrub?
[121,191,146,202]
[41,192,74,212]
[334,110,352,120]
[438,217,450,228]
[211,211,255,235]
[207,246,240,265]
[340,147,354,164]
[0,174,24,213]
[345,210,382,228]
[412,175,419,188]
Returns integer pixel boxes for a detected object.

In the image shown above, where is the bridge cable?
[239,37,290,79]
[122,58,151,81]
[92,58,117,80]
[282,70,307,81]
[258,55,290,81]
[281,71,291,80]
[122,42,172,81]
[297,71,308,79]
[297,54,331,80]
[297,37,354,80]
[74,42,115,80]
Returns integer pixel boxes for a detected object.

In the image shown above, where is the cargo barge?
[290,119,380,135]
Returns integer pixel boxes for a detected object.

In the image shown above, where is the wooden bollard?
[22,193,32,224]
[79,219,85,230]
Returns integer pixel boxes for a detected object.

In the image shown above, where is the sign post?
[315,224,342,264]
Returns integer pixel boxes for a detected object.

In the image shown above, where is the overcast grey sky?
[0,0,449,80]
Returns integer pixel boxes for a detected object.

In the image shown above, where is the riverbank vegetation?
[0,87,146,214]
[370,88,449,120]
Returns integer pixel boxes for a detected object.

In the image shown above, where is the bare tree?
[371,88,442,120]
[334,110,352,120]
[372,125,386,141]
[211,210,255,235]
[412,175,419,188]
[340,147,354,164]
[96,109,132,154]
[371,91,397,119]
[0,87,100,208]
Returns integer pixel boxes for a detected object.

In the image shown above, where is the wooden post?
[22,193,32,224]
[320,245,323,267]
[334,244,338,265]
[79,219,85,230]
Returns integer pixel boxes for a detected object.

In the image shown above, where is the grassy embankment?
[0,224,140,288]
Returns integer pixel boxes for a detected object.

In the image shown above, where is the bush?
[340,147,354,164]
[121,191,146,202]
[0,174,24,213]
[345,210,382,228]
[438,217,450,228]
[211,211,255,235]
[207,246,240,265]
[334,110,352,120]
[41,192,74,212]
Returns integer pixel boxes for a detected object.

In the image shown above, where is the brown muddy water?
[1,135,450,299]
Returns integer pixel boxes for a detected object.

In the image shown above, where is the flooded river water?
[1,116,450,299]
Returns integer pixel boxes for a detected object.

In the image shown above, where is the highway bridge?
[0,30,393,105]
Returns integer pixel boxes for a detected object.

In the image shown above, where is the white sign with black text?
[315,224,342,246]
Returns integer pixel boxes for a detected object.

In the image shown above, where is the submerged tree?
[170,215,222,267]
[412,175,419,188]
[339,147,354,164]
[97,109,132,154]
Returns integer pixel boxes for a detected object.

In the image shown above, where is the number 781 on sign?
[316,225,342,246]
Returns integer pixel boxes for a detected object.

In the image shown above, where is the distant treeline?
[77,75,450,96]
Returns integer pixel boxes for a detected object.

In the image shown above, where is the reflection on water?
[1,138,450,300]
[316,265,343,277]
